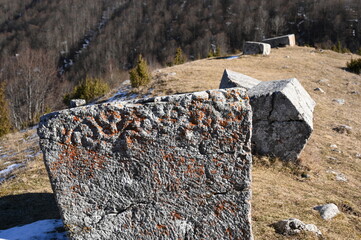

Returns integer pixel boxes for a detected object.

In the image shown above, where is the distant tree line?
[0,0,360,131]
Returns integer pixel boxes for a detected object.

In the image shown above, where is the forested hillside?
[0,0,360,130]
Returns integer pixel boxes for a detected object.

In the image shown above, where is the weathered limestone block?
[38,89,253,240]
[262,34,296,48]
[219,69,315,161]
[243,41,271,55]
[70,99,86,108]
[219,69,261,90]
[248,78,316,161]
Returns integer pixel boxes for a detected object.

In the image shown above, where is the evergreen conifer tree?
[173,48,186,65]
[129,54,151,88]
[63,77,110,105]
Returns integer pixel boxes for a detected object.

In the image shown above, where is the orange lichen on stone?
[214,201,237,217]
[38,88,253,239]
[220,120,228,127]
[156,224,169,236]
[156,224,167,230]
[225,227,233,239]
[125,136,133,145]
[171,211,183,220]
[55,144,107,180]
[185,162,205,178]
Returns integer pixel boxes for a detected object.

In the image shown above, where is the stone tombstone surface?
[243,41,271,55]
[70,99,86,108]
[38,89,253,240]
[248,78,315,161]
[219,69,261,90]
[262,34,296,48]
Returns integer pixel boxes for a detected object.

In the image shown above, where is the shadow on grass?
[340,66,361,75]
[0,193,60,230]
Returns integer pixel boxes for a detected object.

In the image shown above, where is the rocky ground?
[0,46,360,239]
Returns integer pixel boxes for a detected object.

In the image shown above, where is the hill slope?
[1,0,361,131]
[1,46,361,239]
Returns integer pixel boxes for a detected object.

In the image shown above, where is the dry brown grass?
[0,46,360,238]
[0,128,57,230]
[0,129,52,197]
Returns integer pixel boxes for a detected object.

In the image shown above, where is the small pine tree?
[208,46,221,58]
[331,41,341,53]
[215,47,221,57]
[173,48,186,65]
[208,49,214,58]
[63,77,110,105]
[331,41,350,53]
[129,54,151,88]
[0,83,11,137]
[347,58,361,74]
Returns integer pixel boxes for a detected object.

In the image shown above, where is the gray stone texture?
[243,41,271,55]
[314,203,340,220]
[248,78,316,161]
[70,99,86,108]
[38,89,253,240]
[273,218,322,236]
[219,69,261,90]
[262,34,296,48]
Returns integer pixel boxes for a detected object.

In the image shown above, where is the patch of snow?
[0,163,24,178]
[0,154,10,159]
[128,94,139,100]
[24,151,42,159]
[122,80,131,85]
[225,56,239,60]
[106,80,142,103]
[0,219,67,240]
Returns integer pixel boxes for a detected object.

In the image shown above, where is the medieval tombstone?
[243,42,271,55]
[220,70,315,161]
[219,69,261,90]
[70,99,86,108]
[38,89,254,240]
[248,78,315,161]
[262,34,296,48]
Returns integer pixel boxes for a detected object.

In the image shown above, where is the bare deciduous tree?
[1,48,57,129]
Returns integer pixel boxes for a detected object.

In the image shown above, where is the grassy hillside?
[1,0,361,132]
[1,46,361,239]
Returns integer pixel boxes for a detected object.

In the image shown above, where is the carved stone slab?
[219,69,261,90]
[249,78,315,161]
[243,41,271,55]
[262,34,296,48]
[38,89,253,240]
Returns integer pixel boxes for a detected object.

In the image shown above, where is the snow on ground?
[0,219,67,240]
[0,164,24,184]
[107,80,140,102]
[0,164,24,177]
